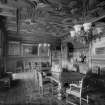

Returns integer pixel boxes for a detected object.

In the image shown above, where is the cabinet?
[0,28,5,76]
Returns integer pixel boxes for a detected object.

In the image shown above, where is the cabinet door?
[0,29,4,75]
[0,29,3,57]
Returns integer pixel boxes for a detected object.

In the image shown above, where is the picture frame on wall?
[22,43,38,56]
[38,44,50,57]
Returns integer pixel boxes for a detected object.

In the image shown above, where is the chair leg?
[39,87,43,96]
[87,95,89,104]
[80,97,82,105]
[66,93,68,103]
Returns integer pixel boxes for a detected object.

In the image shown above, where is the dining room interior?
[0,0,105,105]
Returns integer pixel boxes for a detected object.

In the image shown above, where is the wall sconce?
[73,24,82,33]
[96,27,103,34]
[43,43,47,47]
[39,43,42,47]
[48,44,50,47]
[39,43,50,47]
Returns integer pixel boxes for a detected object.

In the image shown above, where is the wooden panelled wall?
[0,16,7,75]
[6,31,61,73]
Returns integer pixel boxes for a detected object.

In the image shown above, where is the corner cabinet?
[0,27,6,75]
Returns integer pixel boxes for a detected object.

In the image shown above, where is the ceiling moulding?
[0,4,16,10]
[8,34,58,41]
[0,12,15,17]
[0,4,16,17]
[7,27,17,32]
[7,0,31,8]
[19,29,63,37]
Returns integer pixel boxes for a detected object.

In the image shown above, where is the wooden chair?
[37,70,56,105]
[16,60,23,73]
[23,61,31,72]
[66,78,88,105]
[37,71,53,96]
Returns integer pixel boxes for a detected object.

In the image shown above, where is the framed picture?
[22,43,38,56]
[38,45,50,56]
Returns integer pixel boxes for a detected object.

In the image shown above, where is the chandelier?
[70,22,103,44]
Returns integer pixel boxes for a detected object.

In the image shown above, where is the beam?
[0,4,16,10]
[87,14,105,23]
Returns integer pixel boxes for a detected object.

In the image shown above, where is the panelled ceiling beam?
[7,31,59,40]
[0,13,16,17]
[89,14,105,23]
[8,36,59,45]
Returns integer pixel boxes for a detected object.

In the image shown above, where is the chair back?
[37,71,43,88]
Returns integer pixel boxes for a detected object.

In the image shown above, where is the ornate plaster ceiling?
[1,0,105,42]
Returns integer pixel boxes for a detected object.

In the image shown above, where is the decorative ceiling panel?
[1,0,105,42]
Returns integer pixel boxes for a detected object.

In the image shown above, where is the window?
[22,43,38,56]
[38,44,50,56]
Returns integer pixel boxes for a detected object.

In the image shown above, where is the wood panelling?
[3,0,105,39]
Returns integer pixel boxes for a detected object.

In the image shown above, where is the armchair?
[66,78,88,105]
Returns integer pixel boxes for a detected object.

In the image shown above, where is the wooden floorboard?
[0,71,105,105]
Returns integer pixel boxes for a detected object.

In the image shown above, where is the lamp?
[70,30,76,37]
[48,44,50,47]
[39,43,42,47]
[43,43,47,47]
[96,27,103,34]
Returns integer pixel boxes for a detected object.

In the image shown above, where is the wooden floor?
[0,72,39,104]
[0,71,105,105]
[0,71,65,105]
